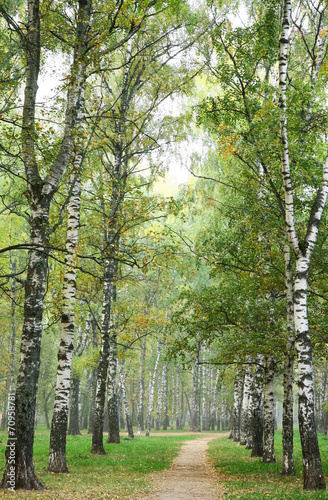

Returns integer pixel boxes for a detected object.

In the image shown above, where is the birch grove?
[2,0,328,496]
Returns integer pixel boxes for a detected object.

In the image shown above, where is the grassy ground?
[208,430,328,499]
[0,426,200,499]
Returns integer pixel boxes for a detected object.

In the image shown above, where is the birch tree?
[278,0,327,489]
[0,0,91,489]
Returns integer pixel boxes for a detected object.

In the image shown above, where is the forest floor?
[134,432,227,500]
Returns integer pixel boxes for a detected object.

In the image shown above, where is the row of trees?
[170,0,328,492]
[1,0,328,494]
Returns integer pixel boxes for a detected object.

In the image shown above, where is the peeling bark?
[263,357,276,463]
[282,243,295,475]
[232,368,244,442]
[48,168,82,472]
[240,359,253,446]
[145,342,161,437]
[250,356,264,458]
[106,333,120,444]
[279,0,327,489]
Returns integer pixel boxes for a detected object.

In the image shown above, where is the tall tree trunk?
[48,168,82,472]
[91,260,116,454]
[162,362,168,430]
[170,368,175,430]
[8,255,16,397]
[106,333,120,444]
[118,362,134,438]
[156,370,163,431]
[232,368,244,442]
[279,0,326,489]
[88,318,98,435]
[250,355,264,458]
[202,361,209,431]
[210,370,220,431]
[175,365,180,430]
[145,342,161,436]
[282,242,295,475]
[67,321,89,437]
[189,345,201,432]
[240,359,253,446]
[263,357,276,463]
[136,335,146,437]
[88,368,97,435]
[0,0,91,490]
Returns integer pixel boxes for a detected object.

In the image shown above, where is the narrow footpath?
[144,433,225,500]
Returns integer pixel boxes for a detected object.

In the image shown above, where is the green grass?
[208,430,328,499]
[0,426,200,499]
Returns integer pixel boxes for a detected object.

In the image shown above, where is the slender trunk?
[180,383,185,430]
[0,0,91,489]
[279,0,326,489]
[162,363,168,430]
[9,256,16,395]
[48,169,82,472]
[106,333,120,443]
[189,345,201,432]
[88,319,98,435]
[88,368,97,434]
[251,356,264,458]
[119,362,134,438]
[175,366,180,430]
[136,335,146,437]
[263,357,276,463]
[240,359,253,446]
[282,242,295,475]
[145,342,161,436]
[92,259,116,454]
[232,368,244,442]
[155,370,163,431]
[202,362,209,431]
[210,370,220,431]
[170,368,175,430]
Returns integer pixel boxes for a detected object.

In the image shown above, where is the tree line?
[1,0,328,494]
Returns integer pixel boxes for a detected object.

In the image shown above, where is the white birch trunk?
[175,366,180,430]
[240,359,253,446]
[118,362,134,438]
[263,357,276,463]
[156,370,163,431]
[145,342,161,436]
[232,368,244,442]
[190,346,201,432]
[162,362,168,430]
[136,335,146,437]
[202,362,209,431]
[0,0,91,490]
[106,332,120,443]
[250,355,264,458]
[282,242,295,475]
[279,0,327,489]
[49,168,82,472]
[170,368,175,430]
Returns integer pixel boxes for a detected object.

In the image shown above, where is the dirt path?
[142,433,225,500]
